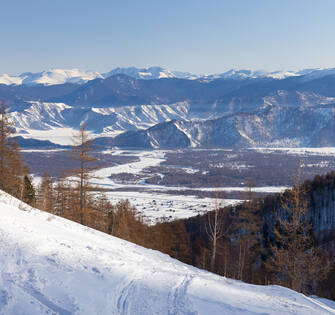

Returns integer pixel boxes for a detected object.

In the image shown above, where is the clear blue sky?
[1,0,334,75]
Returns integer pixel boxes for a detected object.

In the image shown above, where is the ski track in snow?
[168,275,195,315]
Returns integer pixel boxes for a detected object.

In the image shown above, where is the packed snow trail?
[0,191,334,314]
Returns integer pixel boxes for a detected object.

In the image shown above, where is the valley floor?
[26,147,335,223]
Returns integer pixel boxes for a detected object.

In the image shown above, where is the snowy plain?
[0,190,335,315]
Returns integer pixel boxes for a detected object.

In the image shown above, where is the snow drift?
[0,190,334,314]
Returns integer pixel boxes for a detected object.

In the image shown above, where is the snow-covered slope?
[0,190,334,314]
[10,101,193,136]
[10,101,71,131]
[0,73,23,85]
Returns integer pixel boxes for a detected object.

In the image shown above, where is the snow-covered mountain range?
[0,190,334,314]
[92,101,335,149]
[2,65,335,148]
[2,66,335,86]
[0,67,194,85]
[9,91,335,149]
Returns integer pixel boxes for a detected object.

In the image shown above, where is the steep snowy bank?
[0,191,334,314]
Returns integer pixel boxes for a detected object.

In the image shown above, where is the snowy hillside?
[0,191,334,314]
[11,101,193,138]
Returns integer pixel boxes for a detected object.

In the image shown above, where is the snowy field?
[19,127,77,145]
[18,127,117,146]
[105,191,240,224]
[0,190,334,315]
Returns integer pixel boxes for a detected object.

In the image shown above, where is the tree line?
[0,102,35,204]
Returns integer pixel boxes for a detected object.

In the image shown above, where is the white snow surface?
[19,127,78,145]
[0,190,335,315]
[0,73,23,85]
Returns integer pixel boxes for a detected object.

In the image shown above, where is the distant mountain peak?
[102,66,179,80]
[0,68,102,86]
